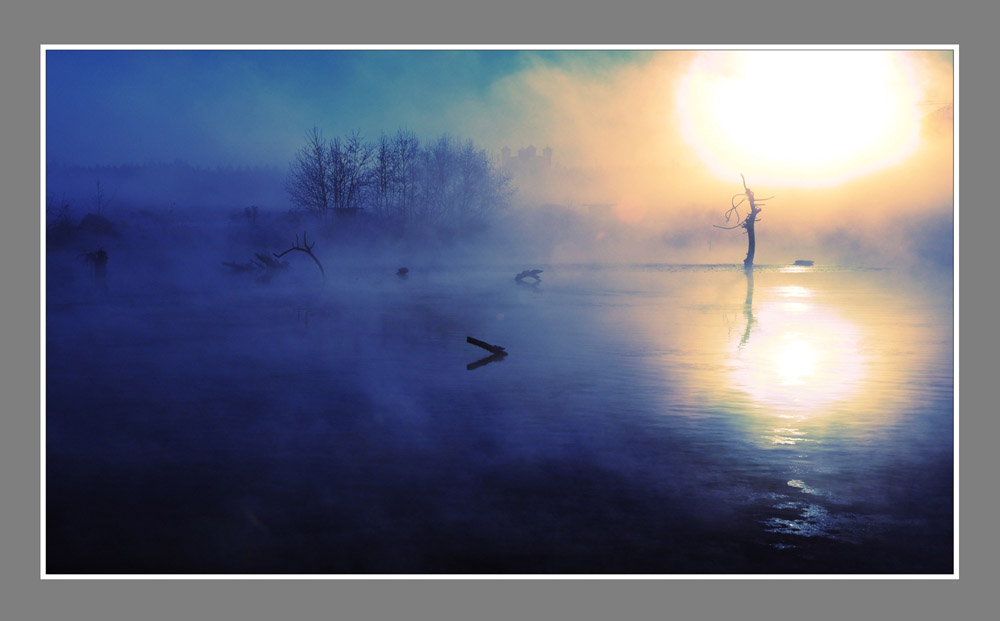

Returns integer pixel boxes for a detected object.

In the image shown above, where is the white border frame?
[40,43,959,580]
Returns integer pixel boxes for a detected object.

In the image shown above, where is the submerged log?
[467,336,506,355]
[515,269,543,282]
[466,337,507,370]
[222,260,257,273]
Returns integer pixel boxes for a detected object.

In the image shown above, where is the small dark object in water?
[466,336,508,370]
[81,248,109,292]
[793,260,814,266]
[467,336,506,355]
[515,269,543,282]
[223,253,290,283]
[397,267,409,277]
[81,247,108,278]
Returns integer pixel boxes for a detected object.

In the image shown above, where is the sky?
[45,49,648,168]
[44,47,953,175]
[45,48,955,265]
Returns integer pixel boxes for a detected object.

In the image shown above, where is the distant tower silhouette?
[502,143,552,172]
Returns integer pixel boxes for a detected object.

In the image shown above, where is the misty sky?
[45,47,955,266]
[45,49,650,168]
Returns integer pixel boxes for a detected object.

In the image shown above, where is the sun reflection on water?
[727,281,867,414]
[619,266,951,555]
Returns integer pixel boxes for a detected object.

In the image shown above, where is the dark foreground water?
[46,262,954,574]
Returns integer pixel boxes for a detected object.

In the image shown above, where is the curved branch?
[274,231,326,280]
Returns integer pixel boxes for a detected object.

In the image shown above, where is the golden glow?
[771,334,818,386]
[676,51,923,187]
[728,286,867,413]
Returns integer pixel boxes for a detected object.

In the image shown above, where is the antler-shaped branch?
[717,194,746,227]
[713,221,746,230]
[275,231,326,280]
[715,174,774,231]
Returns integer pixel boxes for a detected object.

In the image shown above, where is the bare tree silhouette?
[714,174,773,269]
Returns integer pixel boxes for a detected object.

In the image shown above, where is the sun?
[676,50,923,187]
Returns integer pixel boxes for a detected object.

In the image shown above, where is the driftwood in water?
[222,260,258,273]
[222,253,284,271]
[397,267,409,277]
[274,231,326,280]
[466,336,508,370]
[81,248,108,279]
[467,336,506,355]
[515,269,543,282]
[223,253,290,283]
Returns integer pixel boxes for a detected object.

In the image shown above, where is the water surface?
[46,263,954,574]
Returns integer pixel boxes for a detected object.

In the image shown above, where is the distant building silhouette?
[501,144,552,174]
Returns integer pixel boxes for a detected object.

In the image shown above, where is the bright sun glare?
[676,51,923,187]
[728,287,867,413]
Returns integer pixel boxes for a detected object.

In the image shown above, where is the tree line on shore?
[286,128,515,232]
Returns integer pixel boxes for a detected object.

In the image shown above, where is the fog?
[45,203,953,573]
[463,50,953,269]
[46,49,953,270]
[45,49,954,574]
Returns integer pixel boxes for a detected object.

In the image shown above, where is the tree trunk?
[742,183,760,269]
[744,219,756,269]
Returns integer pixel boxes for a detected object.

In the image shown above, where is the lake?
[45,262,954,574]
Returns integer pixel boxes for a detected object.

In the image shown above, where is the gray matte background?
[3,1,993,620]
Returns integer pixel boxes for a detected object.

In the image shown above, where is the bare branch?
[467,336,507,355]
[274,231,326,280]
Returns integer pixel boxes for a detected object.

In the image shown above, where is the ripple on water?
[787,479,822,495]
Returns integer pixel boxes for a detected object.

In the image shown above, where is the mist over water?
[45,214,953,573]
[44,48,954,574]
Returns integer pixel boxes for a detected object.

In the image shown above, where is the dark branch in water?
[515,269,543,282]
[467,336,506,355]
[275,231,326,280]
[222,253,289,283]
[466,336,508,371]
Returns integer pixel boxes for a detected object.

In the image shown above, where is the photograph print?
[44,47,955,575]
